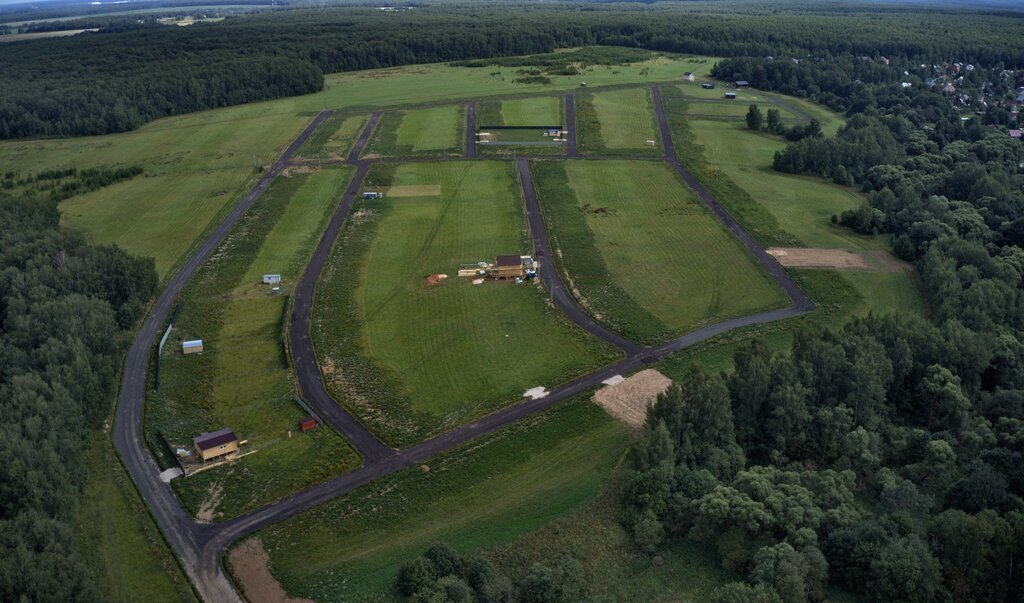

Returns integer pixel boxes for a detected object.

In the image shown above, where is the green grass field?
[297,113,368,160]
[535,160,788,344]
[250,397,630,601]
[312,161,619,446]
[499,96,563,126]
[366,105,464,157]
[78,431,197,602]
[0,51,711,280]
[578,88,660,154]
[685,118,923,317]
[146,167,361,520]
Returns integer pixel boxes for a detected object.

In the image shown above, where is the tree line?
[4,2,1024,138]
[394,543,587,603]
[624,317,1024,602]
[613,40,1024,603]
[0,197,157,600]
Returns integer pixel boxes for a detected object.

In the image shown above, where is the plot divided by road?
[114,83,816,603]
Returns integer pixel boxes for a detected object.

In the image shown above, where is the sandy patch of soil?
[387,184,442,197]
[228,538,313,603]
[196,480,224,523]
[767,247,870,270]
[593,369,672,428]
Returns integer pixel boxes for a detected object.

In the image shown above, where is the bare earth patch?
[592,369,672,428]
[767,247,870,270]
[229,538,313,603]
[196,479,224,523]
[387,184,442,197]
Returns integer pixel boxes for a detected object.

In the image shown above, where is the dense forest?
[3,1,1024,138]
[0,197,157,600]
[614,47,1024,603]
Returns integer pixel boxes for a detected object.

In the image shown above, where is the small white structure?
[645,139,656,146]
[363,191,383,200]
[682,71,695,82]
[182,339,204,355]
[262,274,281,285]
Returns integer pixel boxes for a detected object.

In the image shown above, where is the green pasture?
[579,88,660,154]
[535,160,787,344]
[0,52,710,278]
[10,104,316,278]
[78,431,197,603]
[297,113,368,160]
[312,161,618,446]
[500,96,563,126]
[251,397,630,601]
[146,167,360,520]
[685,117,923,317]
[365,105,463,157]
[681,99,798,119]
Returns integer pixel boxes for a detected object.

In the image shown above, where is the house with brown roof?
[193,428,239,461]
[492,255,524,279]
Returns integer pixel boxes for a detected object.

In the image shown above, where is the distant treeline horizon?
[2,3,1024,139]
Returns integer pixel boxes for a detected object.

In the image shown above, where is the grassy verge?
[78,430,197,602]
[312,161,619,447]
[252,396,630,601]
[534,159,787,344]
[145,167,361,520]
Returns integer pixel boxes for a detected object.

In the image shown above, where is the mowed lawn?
[34,104,313,278]
[501,96,563,125]
[313,161,618,446]
[395,105,463,152]
[686,118,923,316]
[589,88,660,151]
[297,113,368,160]
[537,160,787,343]
[365,105,463,156]
[251,398,630,602]
[149,167,361,520]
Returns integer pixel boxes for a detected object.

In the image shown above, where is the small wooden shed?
[298,417,317,432]
[193,428,239,461]
[182,339,204,355]
[493,255,524,279]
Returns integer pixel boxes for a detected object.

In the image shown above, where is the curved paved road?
[115,83,815,603]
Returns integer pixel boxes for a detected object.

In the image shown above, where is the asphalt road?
[465,101,477,157]
[115,84,814,603]
[564,94,578,156]
[113,110,334,603]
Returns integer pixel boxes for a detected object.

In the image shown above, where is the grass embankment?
[365,105,463,157]
[78,431,197,602]
[576,87,661,155]
[251,397,630,602]
[312,161,619,447]
[296,113,368,160]
[535,159,788,344]
[146,167,361,520]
